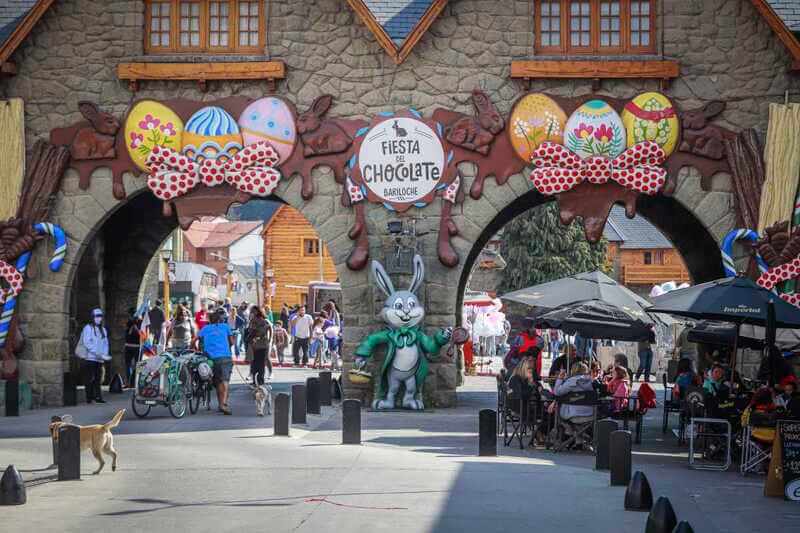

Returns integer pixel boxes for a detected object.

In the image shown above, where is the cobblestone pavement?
[1,373,797,533]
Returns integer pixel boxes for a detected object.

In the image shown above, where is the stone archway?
[16,164,366,406]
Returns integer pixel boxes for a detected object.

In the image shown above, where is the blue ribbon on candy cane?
[720,228,768,278]
[0,222,67,350]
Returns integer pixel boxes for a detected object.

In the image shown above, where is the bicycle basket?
[197,362,212,381]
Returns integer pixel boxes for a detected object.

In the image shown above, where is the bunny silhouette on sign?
[445,88,505,155]
[296,95,353,157]
[70,101,120,160]
[679,100,730,160]
[354,255,451,410]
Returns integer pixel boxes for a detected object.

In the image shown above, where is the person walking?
[123,308,141,388]
[246,306,273,384]
[197,309,235,415]
[168,304,195,350]
[273,322,288,365]
[195,301,209,332]
[148,300,166,344]
[280,303,289,329]
[309,315,326,369]
[78,308,110,403]
[290,305,313,366]
[635,340,654,383]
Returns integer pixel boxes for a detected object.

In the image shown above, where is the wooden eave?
[117,60,286,92]
[749,0,800,70]
[510,59,680,90]
[0,0,56,75]
[345,0,448,64]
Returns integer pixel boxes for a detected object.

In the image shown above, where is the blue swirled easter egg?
[181,106,243,163]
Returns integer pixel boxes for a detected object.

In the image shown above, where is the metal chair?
[503,380,531,449]
[689,417,732,471]
[662,373,682,434]
[552,390,599,453]
[739,409,776,475]
[496,373,506,435]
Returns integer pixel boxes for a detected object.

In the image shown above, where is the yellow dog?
[49,409,125,475]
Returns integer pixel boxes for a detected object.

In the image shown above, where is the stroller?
[131,350,192,419]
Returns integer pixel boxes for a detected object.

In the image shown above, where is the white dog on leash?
[252,383,272,416]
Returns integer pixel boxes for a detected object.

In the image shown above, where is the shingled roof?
[766,0,800,32]
[0,0,53,67]
[603,206,674,250]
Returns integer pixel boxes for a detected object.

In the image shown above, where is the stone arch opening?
[455,188,725,321]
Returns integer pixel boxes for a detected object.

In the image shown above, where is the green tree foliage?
[499,202,608,292]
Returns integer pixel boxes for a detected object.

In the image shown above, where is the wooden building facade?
[262,205,337,308]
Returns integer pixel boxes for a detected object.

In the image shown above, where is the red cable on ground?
[304,498,407,511]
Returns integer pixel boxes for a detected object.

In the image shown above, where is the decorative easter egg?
[238,97,296,164]
[564,99,626,159]
[508,93,568,163]
[124,100,184,172]
[621,92,679,156]
[181,106,243,163]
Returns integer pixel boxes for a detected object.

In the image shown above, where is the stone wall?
[2,0,798,406]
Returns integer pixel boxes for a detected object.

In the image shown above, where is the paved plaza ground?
[1,370,798,532]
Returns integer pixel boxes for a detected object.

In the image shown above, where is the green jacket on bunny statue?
[354,255,451,410]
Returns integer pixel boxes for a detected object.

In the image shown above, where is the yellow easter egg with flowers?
[621,92,679,156]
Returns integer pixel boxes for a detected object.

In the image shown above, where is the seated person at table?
[554,362,595,447]
[776,375,800,415]
[605,365,630,413]
[703,363,732,417]
[604,353,633,382]
[503,344,523,373]
[741,387,778,449]
[590,361,607,395]
[548,345,573,378]
[508,357,537,402]
[673,358,699,399]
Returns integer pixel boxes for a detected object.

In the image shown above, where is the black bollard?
[645,497,677,533]
[0,465,26,505]
[595,419,619,470]
[342,399,361,444]
[672,521,694,533]
[624,470,653,511]
[63,373,77,407]
[332,377,342,400]
[306,377,321,415]
[5,379,19,416]
[108,373,124,394]
[274,393,290,436]
[291,384,307,424]
[50,416,63,466]
[479,409,497,456]
[58,425,81,481]
[319,371,332,406]
[609,430,632,486]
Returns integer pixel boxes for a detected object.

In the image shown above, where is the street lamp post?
[160,248,172,318]
[226,262,234,302]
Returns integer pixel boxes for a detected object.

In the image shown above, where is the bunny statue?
[354,254,451,410]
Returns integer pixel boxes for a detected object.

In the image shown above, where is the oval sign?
[358,117,444,205]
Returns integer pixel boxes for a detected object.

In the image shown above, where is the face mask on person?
[94,316,103,325]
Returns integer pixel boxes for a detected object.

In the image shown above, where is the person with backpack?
[123,307,141,388]
[77,308,111,403]
[197,309,235,415]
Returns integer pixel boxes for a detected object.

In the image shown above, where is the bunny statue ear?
[409,254,425,294]
[371,259,395,298]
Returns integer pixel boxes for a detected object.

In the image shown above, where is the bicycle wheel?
[131,393,151,418]
[189,372,201,414]
[168,364,190,419]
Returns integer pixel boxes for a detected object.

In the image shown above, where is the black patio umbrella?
[534,299,655,342]
[501,270,652,313]
[648,275,800,374]
[647,276,800,328]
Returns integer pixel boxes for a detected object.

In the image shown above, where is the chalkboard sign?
[779,420,800,501]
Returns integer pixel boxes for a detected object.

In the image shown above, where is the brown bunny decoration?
[70,101,120,161]
[679,101,734,160]
[445,89,505,155]
[753,221,800,268]
[296,95,353,157]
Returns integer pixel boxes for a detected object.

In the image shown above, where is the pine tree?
[498,202,608,292]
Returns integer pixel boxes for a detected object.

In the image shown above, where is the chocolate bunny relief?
[353,255,451,410]
[296,95,353,157]
[679,100,734,160]
[70,101,121,160]
[445,88,505,155]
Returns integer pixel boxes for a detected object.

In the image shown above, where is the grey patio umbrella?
[500,270,652,316]
[534,299,655,342]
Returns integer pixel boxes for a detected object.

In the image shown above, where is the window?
[302,238,320,257]
[145,0,265,54]
[535,0,655,55]
[643,251,652,265]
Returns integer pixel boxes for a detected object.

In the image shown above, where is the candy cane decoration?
[0,223,67,350]
[720,229,768,277]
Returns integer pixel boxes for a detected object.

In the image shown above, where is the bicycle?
[131,349,192,419]
[187,353,215,414]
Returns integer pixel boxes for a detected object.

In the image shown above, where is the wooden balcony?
[621,264,690,285]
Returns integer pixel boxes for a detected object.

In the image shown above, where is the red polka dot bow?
[757,257,800,306]
[145,141,282,201]
[529,141,667,196]
[0,260,24,305]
